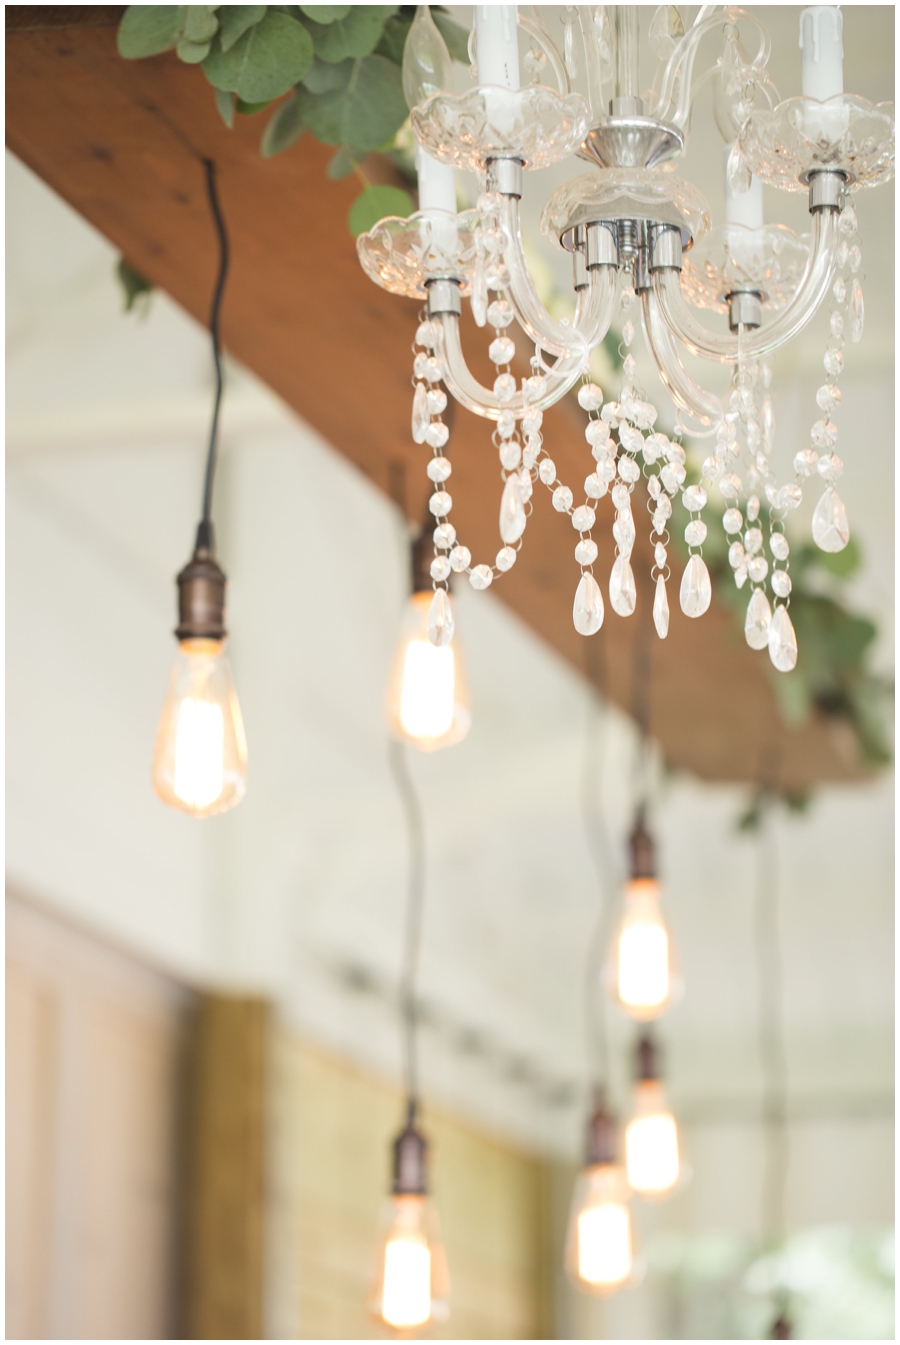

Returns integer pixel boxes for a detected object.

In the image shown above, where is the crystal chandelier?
[358,5,894,674]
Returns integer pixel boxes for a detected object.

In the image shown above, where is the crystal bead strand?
[572,375,607,634]
[605,319,643,619]
[412,316,457,647]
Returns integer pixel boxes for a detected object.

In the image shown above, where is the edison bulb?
[386,592,470,751]
[625,1079,680,1198]
[368,1194,450,1334]
[565,1163,637,1295]
[609,877,678,1020]
[152,638,247,817]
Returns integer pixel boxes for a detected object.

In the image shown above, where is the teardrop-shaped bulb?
[653,574,669,639]
[499,474,526,544]
[574,573,604,635]
[427,587,455,646]
[849,279,864,343]
[679,555,711,618]
[402,5,452,110]
[768,604,798,673]
[388,591,470,749]
[609,555,636,617]
[812,488,850,552]
[412,381,429,444]
[744,586,772,650]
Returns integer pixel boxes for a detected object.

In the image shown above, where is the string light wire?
[388,738,427,1108]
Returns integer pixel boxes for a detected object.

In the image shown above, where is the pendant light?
[369,742,450,1333]
[151,159,247,817]
[565,1092,640,1296]
[606,808,680,1020]
[386,513,471,752]
[624,1031,682,1199]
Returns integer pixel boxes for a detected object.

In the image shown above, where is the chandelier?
[357,5,894,674]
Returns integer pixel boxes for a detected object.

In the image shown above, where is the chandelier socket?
[585,221,619,269]
[572,239,589,292]
[807,168,847,213]
[728,290,763,331]
[486,156,523,199]
[426,277,462,317]
[648,224,683,273]
[175,545,227,642]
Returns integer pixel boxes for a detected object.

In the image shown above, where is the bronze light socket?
[410,524,435,595]
[629,813,656,881]
[175,547,227,642]
[392,1104,428,1196]
[585,1095,618,1167]
[635,1031,661,1082]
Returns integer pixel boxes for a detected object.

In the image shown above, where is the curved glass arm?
[641,290,724,432]
[518,14,569,94]
[436,267,618,419]
[653,209,838,362]
[648,7,771,132]
[499,194,592,359]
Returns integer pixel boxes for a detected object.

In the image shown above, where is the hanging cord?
[629,603,655,811]
[388,738,427,1109]
[754,795,790,1247]
[195,157,230,552]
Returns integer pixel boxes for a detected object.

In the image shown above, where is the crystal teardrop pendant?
[499,474,526,544]
[812,488,850,552]
[768,605,798,673]
[653,574,669,639]
[412,382,429,444]
[744,586,772,650]
[573,573,604,635]
[727,142,752,195]
[612,510,636,558]
[849,279,864,342]
[679,555,711,618]
[609,555,636,617]
[427,588,454,647]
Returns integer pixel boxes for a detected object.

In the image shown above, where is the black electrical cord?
[388,737,427,1111]
[195,157,230,553]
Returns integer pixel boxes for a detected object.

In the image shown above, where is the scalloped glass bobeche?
[682,224,811,311]
[411,84,592,173]
[739,94,895,190]
[540,168,711,249]
[356,210,480,300]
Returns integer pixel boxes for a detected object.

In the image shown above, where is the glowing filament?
[618,924,669,1010]
[381,1237,432,1329]
[173,698,225,809]
[399,640,455,740]
[577,1203,632,1287]
[626,1111,679,1195]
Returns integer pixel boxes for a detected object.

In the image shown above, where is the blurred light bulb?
[566,1098,641,1296]
[386,591,470,750]
[402,4,452,109]
[625,1036,681,1198]
[152,638,247,817]
[607,815,679,1020]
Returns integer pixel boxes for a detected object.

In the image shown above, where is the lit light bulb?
[565,1099,639,1295]
[607,814,679,1020]
[369,1109,450,1334]
[625,1034,681,1199]
[386,591,470,751]
[152,638,246,816]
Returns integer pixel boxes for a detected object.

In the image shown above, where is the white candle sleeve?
[725,146,764,230]
[799,6,843,101]
[475,5,520,90]
[416,143,457,215]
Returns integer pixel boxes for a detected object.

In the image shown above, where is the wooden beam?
[5,21,869,788]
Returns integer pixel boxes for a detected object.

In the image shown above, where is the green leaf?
[215,87,236,126]
[184,5,219,42]
[814,534,862,578]
[261,92,305,155]
[301,55,353,93]
[219,4,267,51]
[347,183,413,237]
[432,11,471,63]
[202,10,314,101]
[117,5,187,58]
[237,97,275,113]
[298,4,351,20]
[327,147,356,179]
[304,5,396,62]
[299,53,408,153]
[116,257,154,312]
[177,35,212,62]
[375,11,412,64]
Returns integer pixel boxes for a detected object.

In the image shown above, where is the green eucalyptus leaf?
[299,53,407,152]
[327,147,356,179]
[301,55,353,93]
[202,10,314,101]
[177,35,212,62]
[432,11,471,63]
[237,97,275,113]
[305,5,396,62]
[215,87,236,126]
[116,257,154,312]
[219,4,267,51]
[813,534,861,578]
[117,5,187,58]
[375,11,412,64]
[184,5,219,42]
[298,5,351,20]
[348,183,413,237]
[261,92,306,155]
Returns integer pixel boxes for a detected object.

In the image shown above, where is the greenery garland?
[117,4,468,233]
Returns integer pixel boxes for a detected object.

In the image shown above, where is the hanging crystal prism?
[653,574,669,639]
[744,587,773,651]
[573,573,604,635]
[427,588,454,647]
[679,555,712,618]
[609,555,636,617]
[412,382,429,444]
[812,488,850,552]
[499,475,526,544]
[768,605,798,673]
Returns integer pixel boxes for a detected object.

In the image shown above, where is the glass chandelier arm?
[652,209,838,362]
[517,14,569,93]
[499,194,592,359]
[576,6,606,118]
[649,8,771,132]
[640,290,724,430]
